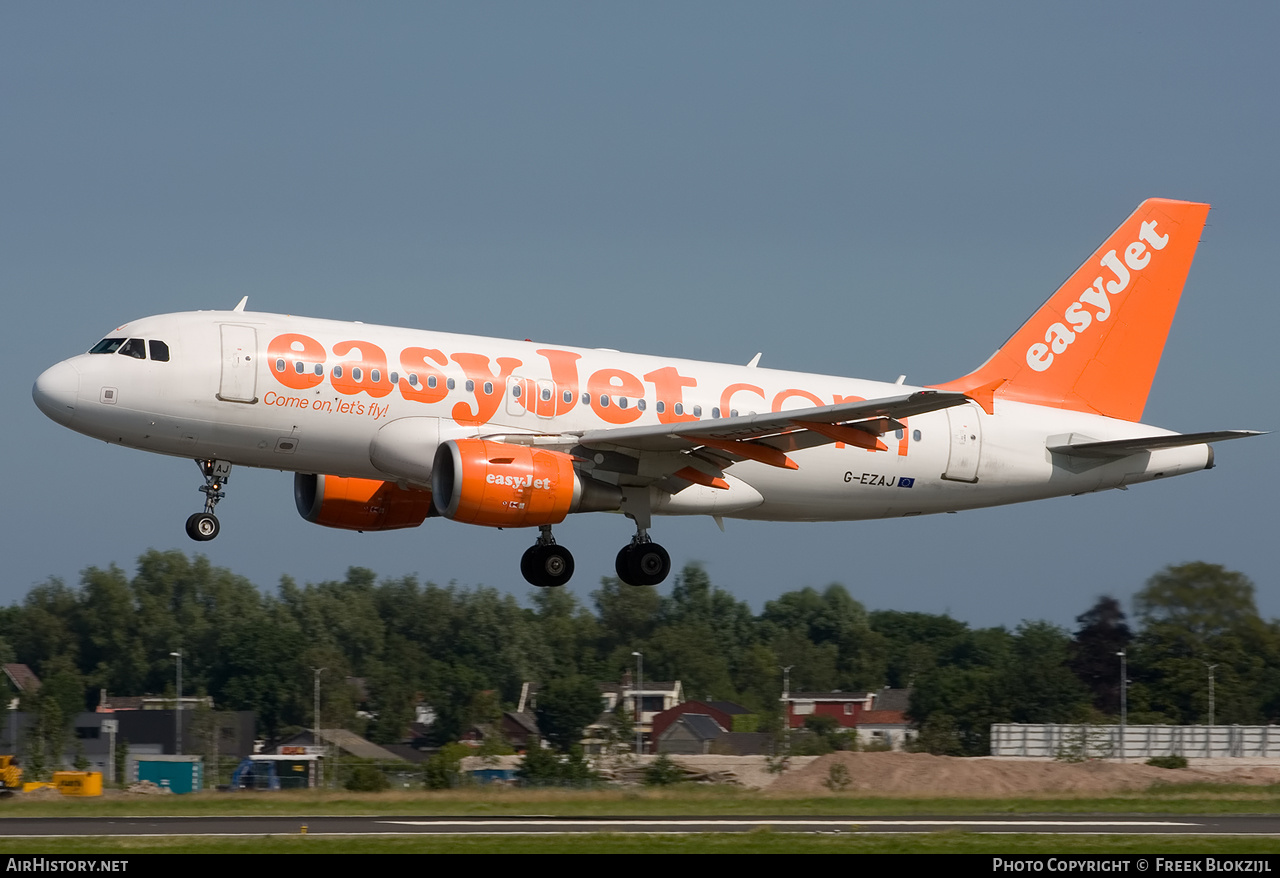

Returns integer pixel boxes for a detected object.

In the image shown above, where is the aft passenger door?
[942,402,983,482]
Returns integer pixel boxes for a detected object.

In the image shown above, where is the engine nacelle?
[431,439,619,527]
[294,473,434,531]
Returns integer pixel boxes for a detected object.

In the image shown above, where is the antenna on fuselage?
[232,296,248,312]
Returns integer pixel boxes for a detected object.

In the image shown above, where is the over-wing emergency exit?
[32,199,1262,587]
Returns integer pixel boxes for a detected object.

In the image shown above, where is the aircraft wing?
[480,391,970,493]
[1046,430,1266,459]
[579,391,968,453]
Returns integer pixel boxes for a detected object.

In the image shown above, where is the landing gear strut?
[615,530,671,587]
[186,459,231,542]
[521,525,575,588]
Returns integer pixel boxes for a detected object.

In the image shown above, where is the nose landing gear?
[186,459,231,542]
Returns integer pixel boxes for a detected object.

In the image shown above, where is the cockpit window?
[89,338,126,354]
[149,340,170,362]
[119,338,147,359]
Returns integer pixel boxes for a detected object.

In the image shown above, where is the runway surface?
[0,814,1277,837]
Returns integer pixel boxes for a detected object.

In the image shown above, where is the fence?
[991,723,1280,759]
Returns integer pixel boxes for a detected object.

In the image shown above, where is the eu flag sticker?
[898,477,915,488]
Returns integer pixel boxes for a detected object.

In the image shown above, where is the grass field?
[1,785,1276,853]
[3,783,1280,817]
[0,832,1277,855]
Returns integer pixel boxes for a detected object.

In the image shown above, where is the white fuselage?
[32,309,1211,527]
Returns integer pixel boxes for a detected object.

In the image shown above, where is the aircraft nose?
[33,360,80,425]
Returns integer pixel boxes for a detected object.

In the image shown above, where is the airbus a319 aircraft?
[32,199,1261,588]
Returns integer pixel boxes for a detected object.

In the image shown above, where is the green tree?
[534,675,605,753]
[1068,596,1132,715]
[516,739,598,786]
[423,742,470,790]
[1000,621,1089,723]
[1131,563,1278,724]
[869,610,970,689]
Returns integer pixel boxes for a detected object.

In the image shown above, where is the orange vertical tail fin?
[934,198,1210,422]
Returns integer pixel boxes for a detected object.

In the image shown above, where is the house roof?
[3,664,39,694]
[380,743,431,764]
[705,701,752,715]
[504,711,540,736]
[856,710,909,726]
[280,728,407,761]
[870,687,912,712]
[661,714,725,742]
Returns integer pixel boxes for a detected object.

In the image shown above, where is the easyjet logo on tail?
[1025,220,1170,373]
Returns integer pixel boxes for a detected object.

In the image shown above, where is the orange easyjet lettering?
[266,335,877,437]
[268,333,326,390]
[450,353,522,427]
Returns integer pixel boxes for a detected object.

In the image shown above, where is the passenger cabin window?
[119,338,147,359]
[90,338,126,354]
[149,340,170,362]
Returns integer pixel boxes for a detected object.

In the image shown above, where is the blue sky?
[4,2,1276,630]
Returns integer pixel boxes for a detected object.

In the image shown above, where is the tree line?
[2,551,1275,756]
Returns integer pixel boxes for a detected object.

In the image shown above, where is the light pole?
[1117,650,1127,762]
[313,668,326,743]
[170,651,182,756]
[1204,662,1218,727]
[631,651,643,756]
[780,665,793,756]
[313,667,326,789]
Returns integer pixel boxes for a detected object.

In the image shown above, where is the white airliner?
[32,199,1261,588]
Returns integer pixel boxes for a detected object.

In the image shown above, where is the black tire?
[520,545,541,587]
[630,542,671,586]
[539,545,575,587]
[615,544,640,586]
[185,512,220,542]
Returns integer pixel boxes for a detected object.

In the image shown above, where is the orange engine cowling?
[294,474,434,531]
[432,439,617,527]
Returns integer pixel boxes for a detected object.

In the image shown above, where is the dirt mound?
[766,751,1280,796]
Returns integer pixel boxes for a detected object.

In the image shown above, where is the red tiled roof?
[856,709,908,725]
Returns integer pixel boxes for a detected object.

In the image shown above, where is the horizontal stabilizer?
[1047,430,1265,459]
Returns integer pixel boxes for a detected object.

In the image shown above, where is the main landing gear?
[616,530,671,587]
[521,525,575,588]
[519,525,673,589]
[185,459,231,542]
